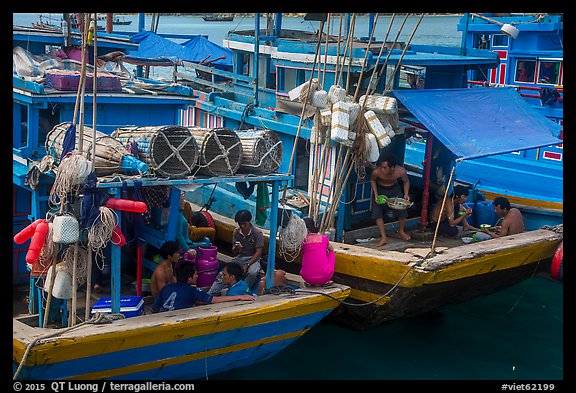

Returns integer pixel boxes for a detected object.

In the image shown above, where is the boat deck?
[344,221,476,255]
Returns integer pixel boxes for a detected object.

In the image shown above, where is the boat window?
[538,61,561,85]
[491,34,509,47]
[473,34,491,49]
[514,60,536,83]
[239,53,251,77]
[278,67,297,93]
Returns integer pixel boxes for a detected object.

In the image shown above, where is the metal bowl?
[462,236,473,244]
[386,197,414,210]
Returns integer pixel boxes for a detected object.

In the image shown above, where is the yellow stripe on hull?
[14,290,349,366]
[68,330,304,380]
[481,190,562,212]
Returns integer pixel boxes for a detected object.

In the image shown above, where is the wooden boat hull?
[206,207,562,330]
[13,277,350,380]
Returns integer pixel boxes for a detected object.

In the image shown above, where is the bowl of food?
[376,195,388,205]
[479,224,492,230]
[386,197,414,210]
[461,236,474,244]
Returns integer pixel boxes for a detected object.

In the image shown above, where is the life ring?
[550,241,563,283]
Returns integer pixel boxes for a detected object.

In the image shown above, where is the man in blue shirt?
[222,262,253,296]
[152,262,255,313]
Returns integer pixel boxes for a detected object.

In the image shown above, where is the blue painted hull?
[14,287,350,380]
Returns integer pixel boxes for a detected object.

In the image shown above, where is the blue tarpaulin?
[394,88,563,160]
[181,36,233,67]
[125,31,232,67]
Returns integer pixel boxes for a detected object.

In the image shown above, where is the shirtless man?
[483,196,525,238]
[150,241,179,298]
[370,153,411,246]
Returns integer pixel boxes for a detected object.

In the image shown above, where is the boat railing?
[468,80,563,102]
[176,60,255,96]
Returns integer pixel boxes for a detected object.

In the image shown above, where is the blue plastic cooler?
[91,296,144,318]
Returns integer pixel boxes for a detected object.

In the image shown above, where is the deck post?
[265,180,280,290]
[254,13,260,107]
[110,187,122,313]
[420,133,434,228]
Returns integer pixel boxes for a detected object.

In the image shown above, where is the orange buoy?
[13,219,44,244]
[25,220,49,264]
[105,197,147,213]
[550,241,563,282]
[111,224,126,247]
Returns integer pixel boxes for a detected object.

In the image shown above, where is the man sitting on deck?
[482,196,525,238]
[370,153,412,245]
[152,262,255,313]
[208,210,264,295]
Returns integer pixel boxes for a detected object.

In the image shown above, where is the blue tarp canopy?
[125,31,232,67]
[394,88,563,160]
[181,36,233,67]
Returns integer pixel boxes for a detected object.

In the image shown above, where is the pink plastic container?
[196,246,219,288]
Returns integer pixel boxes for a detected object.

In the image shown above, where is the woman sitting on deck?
[300,218,335,287]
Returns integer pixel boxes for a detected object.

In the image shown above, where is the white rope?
[48,153,90,209]
[278,213,307,262]
[87,206,117,261]
[62,244,88,287]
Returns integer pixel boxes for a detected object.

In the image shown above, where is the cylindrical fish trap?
[235,129,283,174]
[45,122,148,176]
[111,125,199,178]
[188,127,243,176]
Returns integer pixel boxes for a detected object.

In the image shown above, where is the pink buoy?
[196,246,219,288]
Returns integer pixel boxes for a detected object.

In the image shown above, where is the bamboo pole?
[345,13,356,92]
[334,14,343,85]
[43,15,90,329]
[385,14,424,91]
[281,19,325,202]
[365,14,396,97]
[308,111,322,220]
[321,13,331,88]
[353,13,379,101]
[85,12,99,322]
[431,166,456,254]
[373,14,409,92]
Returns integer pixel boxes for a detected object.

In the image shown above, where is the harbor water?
[12,13,564,382]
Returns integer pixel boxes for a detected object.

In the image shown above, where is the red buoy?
[13,219,44,244]
[550,241,563,282]
[111,224,126,247]
[105,197,147,213]
[25,220,49,264]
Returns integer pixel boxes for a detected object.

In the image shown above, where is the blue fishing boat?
[13,12,562,336]
[151,12,562,329]
[403,13,563,228]
[12,17,350,379]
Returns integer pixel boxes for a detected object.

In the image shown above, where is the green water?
[213,276,563,380]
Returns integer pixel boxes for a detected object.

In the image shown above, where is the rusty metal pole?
[106,13,113,33]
